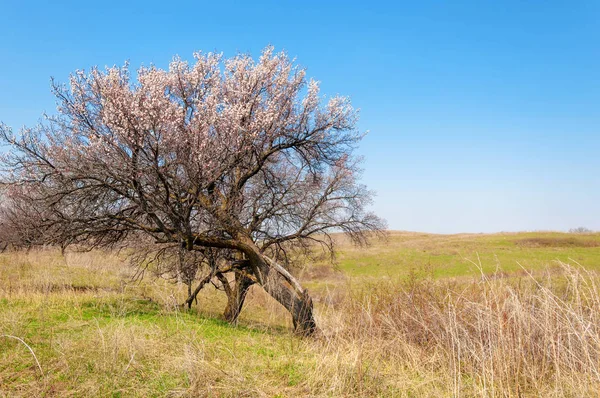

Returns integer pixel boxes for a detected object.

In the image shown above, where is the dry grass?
[313,261,600,396]
[515,237,600,248]
[2,236,600,396]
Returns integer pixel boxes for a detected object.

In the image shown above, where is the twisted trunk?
[190,234,319,335]
[218,272,255,324]
[241,242,318,336]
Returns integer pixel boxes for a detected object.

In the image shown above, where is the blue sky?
[1,0,598,233]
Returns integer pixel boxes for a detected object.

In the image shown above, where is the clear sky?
[1,0,598,233]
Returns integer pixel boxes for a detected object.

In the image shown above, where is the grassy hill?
[2,231,600,397]
[330,230,600,277]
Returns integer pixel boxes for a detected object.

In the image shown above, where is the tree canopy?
[0,46,384,335]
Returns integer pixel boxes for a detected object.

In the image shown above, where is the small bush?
[569,227,594,234]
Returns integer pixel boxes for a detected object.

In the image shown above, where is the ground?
[1,231,600,397]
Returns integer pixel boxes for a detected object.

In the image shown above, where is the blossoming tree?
[0,47,384,335]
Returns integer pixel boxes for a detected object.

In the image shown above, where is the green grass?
[2,231,600,396]
[1,291,302,396]
[331,231,600,279]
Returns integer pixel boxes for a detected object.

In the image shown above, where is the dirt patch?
[30,282,113,293]
[303,264,346,281]
[515,237,600,248]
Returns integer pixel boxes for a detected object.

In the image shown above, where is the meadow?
[2,231,600,397]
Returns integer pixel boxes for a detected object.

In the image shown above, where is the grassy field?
[2,231,600,397]
[331,231,600,278]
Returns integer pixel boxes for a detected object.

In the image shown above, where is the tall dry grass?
[308,261,600,396]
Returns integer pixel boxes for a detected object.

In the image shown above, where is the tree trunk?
[240,242,318,336]
[218,272,254,324]
[260,272,317,336]
[184,273,213,309]
[189,234,319,336]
